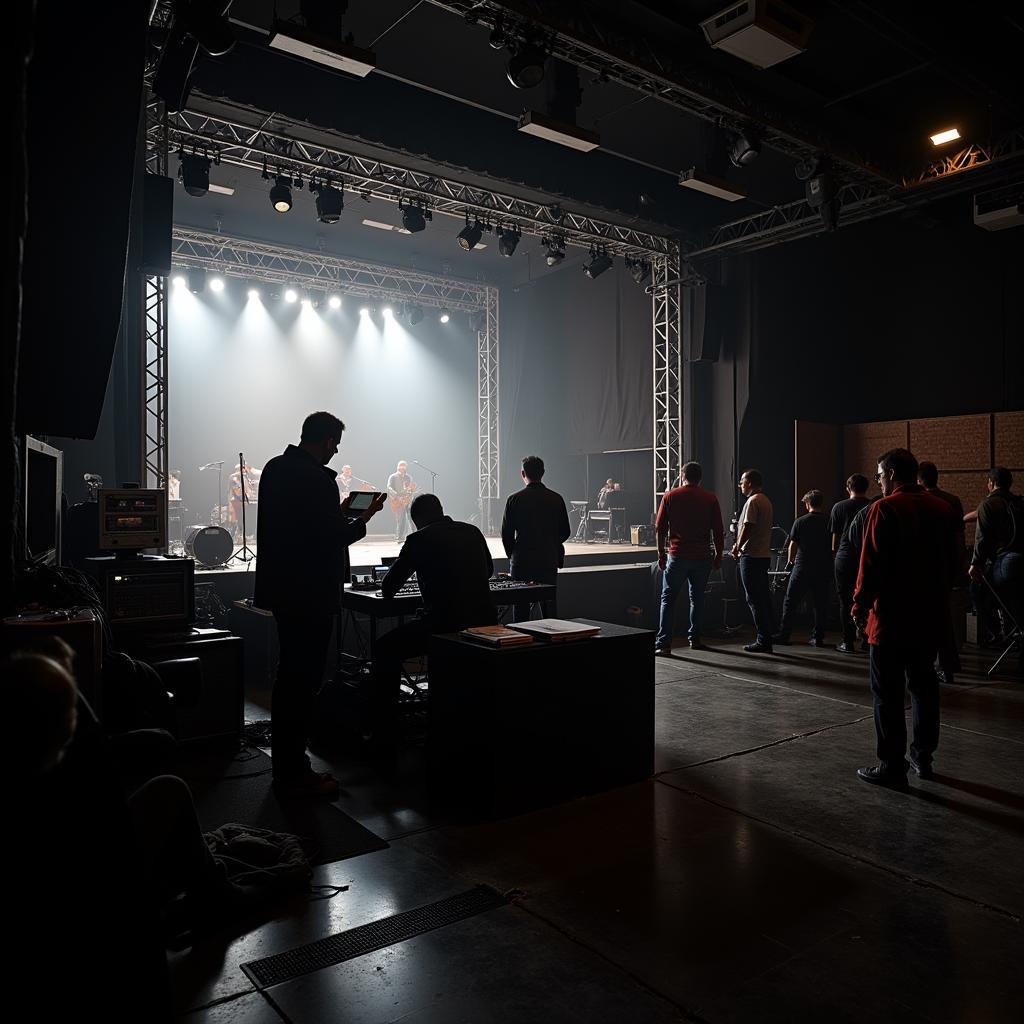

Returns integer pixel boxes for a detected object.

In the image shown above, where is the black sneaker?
[807,637,826,647]
[743,642,774,654]
[856,764,909,789]
[655,644,673,656]
[688,638,707,650]
[771,634,791,646]
[835,642,856,654]
[909,756,934,780]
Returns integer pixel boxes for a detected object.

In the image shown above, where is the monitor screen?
[99,489,167,550]
[24,436,62,565]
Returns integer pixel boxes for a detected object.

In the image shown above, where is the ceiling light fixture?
[408,304,424,325]
[313,183,344,224]
[284,288,298,303]
[400,201,431,233]
[457,217,484,251]
[209,277,225,292]
[497,225,522,257]
[543,235,566,267]
[506,41,547,89]
[178,152,212,196]
[583,250,612,279]
[439,310,450,324]
[268,21,376,77]
[626,257,651,286]
[678,167,747,202]
[247,287,260,299]
[516,111,600,152]
[269,175,293,213]
[727,129,760,167]
[328,295,341,309]
[187,267,206,293]
[929,127,961,146]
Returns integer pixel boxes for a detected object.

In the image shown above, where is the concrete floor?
[172,635,1023,1023]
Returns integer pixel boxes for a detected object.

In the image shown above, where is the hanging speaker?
[139,174,174,276]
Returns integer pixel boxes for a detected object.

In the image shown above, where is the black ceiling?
[164,0,1024,275]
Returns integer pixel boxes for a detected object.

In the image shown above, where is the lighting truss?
[171,228,489,312]
[143,94,169,492]
[164,99,670,258]
[478,288,500,535]
[907,127,1024,186]
[651,249,683,509]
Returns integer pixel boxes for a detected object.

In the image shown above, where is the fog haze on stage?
[168,285,478,523]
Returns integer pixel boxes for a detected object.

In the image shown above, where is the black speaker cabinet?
[139,173,173,276]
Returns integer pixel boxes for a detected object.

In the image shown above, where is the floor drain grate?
[241,885,508,989]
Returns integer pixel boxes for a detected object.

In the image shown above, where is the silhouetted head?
[682,462,702,485]
[522,455,544,482]
[846,474,869,496]
[410,493,444,528]
[877,448,918,496]
[300,411,345,465]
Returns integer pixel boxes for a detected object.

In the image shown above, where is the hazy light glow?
[172,275,185,287]
[382,306,394,317]
[284,288,298,303]
[247,287,260,299]
[210,277,225,292]
[359,306,370,316]
[930,127,961,146]
[328,295,342,309]
[439,312,450,323]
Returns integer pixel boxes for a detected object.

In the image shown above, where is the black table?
[427,618,655,815]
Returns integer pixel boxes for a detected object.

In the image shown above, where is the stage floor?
[196,534,657,575]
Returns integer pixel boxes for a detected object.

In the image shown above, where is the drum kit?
[183,455,259,569]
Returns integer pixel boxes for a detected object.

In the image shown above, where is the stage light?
[408,304,424,325]
[544,236,566,267]
[382,305,394,317]
[497,225,521,257]
[506,42,546,89]
[359,305,370,316]
[328,295,341,309]
[583,250,612,279]
[172,274,185,287]
[247,287,260,299]
[270,176,293,213]
[187,267,207,293]
[178,152,211,197]
[301,294,312,307]
[626,257,651,287]
[209,276,225,292]
[284,288,298,303]
[727,130,760,167]
[400,203,431,233]
[314,184,344,224]
[930,127,960,146]
[457,219,484,250]
[439,310,450,323]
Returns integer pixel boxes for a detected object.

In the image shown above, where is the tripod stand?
[230,451,256,566]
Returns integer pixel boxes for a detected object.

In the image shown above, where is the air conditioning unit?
[700,0,812,69]
[973,182,1024,231]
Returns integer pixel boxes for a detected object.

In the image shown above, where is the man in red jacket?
[852,448,960,788]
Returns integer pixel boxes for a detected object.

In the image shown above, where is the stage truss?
[652,251,683,500]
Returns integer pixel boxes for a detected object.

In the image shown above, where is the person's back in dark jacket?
[501,456,570,582]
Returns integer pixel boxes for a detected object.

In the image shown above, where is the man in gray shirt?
[731,468,776,653]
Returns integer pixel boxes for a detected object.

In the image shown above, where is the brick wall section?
[843,420,909,498]
[909,414,991,470]
[994,411,1024,467]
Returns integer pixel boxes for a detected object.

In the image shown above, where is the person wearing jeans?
[655,461,723,653]
[732,468,776,653]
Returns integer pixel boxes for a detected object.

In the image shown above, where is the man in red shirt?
[852,448,960,788]
[655,462,724,653]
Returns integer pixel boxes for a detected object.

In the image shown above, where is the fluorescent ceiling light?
[516,111,600,153]
[678,167,747,202]
[269,21,376,77]
[208,182,235,196]
[929,127,961,146]
[474,243,487,250]
[362,218,411,235]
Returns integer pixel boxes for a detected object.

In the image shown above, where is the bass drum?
[185,525,234,568]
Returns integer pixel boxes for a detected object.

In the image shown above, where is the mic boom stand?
[412,459,439,493]
[230,451,256,565]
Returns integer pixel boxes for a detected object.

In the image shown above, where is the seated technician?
[372,494,497,737]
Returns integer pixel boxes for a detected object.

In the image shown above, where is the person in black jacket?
[501,455,571,620]
[254,411,385,798]
[371,494,496,740]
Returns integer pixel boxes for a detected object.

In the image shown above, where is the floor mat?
[177,745,388,865]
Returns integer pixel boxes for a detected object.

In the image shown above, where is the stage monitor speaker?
[140,175,174,276]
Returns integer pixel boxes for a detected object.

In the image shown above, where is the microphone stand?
[412,459,439,493]
[230,451,256,566]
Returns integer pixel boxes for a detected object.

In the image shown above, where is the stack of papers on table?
[460,625,534,647]
[507,619,601,642]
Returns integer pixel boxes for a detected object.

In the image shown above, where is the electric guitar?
[389,479,418,514]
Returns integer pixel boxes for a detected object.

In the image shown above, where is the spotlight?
[284,288,298,303]
[209,276,225,292]
[727,130,760,168]
[400,203,431,233]
[359,305,370,316]
[408,304,424,325]
[382,305,394,317]
[301,293,312,307]
[439,310,450,323]
[930,127,961,146]
[187,267,207,293]
[583,250,612,279]
[172,274,185,287]
[626,257,651,286]
[247,287,260,299]
[179,152,211,197]
[270,176,293,213]
[544,235,566,267]
[328,295,341,309]
[506,42,546,89]
[457,219,484,250]
[314,184,344,224]
[497,225,521,257]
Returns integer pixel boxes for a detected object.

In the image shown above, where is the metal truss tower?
[651,249,683,509]
[478,288,500,533]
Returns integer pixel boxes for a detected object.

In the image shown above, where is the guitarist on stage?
[386,459,417,542]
